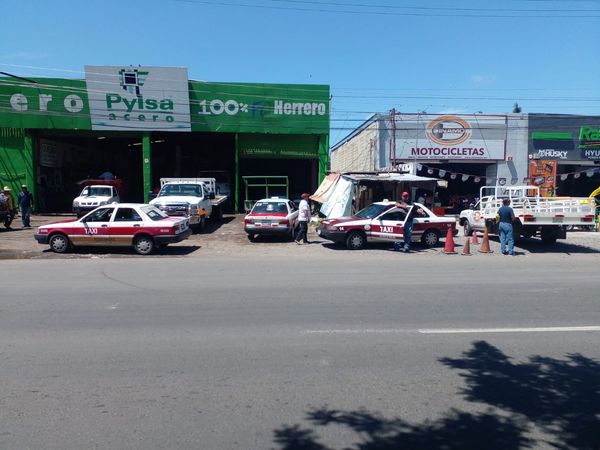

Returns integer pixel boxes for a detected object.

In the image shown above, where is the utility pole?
[390,108,396,171]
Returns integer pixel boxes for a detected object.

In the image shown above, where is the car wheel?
[345,231,366,250]
[247,234,257,242]
[133,235,155,255]
[421,229,440,248]
[463,220,473,236]
[49,233,70,253]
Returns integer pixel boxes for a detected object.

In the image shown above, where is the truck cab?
[72,185,120,217]
[149,179,215,231]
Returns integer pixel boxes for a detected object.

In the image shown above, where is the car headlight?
[99,201,107,206]
[73,200,79,207]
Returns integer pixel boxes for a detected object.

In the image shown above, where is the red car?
[244,197,299,241]
[317,201,456,250]
[34,203,191,255]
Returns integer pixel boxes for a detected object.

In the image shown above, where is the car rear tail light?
[522,214,535,222]
[554,214,564,218]
[583,215,594,222]
[278,220,288,225]
[244,219,252,225]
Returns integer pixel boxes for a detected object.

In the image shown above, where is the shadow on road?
[40,245,201,258]
[273,341,600,449]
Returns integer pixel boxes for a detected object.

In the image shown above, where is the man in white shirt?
[295,193,311,245]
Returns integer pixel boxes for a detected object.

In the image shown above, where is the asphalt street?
[1,253,599,449]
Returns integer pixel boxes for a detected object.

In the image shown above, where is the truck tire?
[463,220,473,236]
[541,227,558,245]
[212,205,223,221]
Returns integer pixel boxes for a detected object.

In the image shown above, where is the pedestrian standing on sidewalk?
[497,197,516,255]
[3,186,16,229]
[18,184,34,228]
[295,193,311,245]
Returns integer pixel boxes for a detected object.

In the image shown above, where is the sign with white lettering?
[189,81,329,134]
[393,114,506,160]
[85,66,191,131]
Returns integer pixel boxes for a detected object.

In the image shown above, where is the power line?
[173,0,600,18]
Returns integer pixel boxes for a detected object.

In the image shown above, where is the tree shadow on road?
[273,341,600,449]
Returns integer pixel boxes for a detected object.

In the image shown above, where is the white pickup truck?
[149,178,228,231]
[72,185,120,218]
[459,185,596,244]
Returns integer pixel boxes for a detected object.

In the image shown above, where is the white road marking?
[304,326,600,335]
[418,326,600,334]
[304,329,410,335]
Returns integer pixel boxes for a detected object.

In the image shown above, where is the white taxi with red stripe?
[317,201,456,250]
[34,203,191,255]
[244,197,299,241]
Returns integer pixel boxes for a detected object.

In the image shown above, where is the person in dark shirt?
[395,191,424,253]
[497,198,516,255]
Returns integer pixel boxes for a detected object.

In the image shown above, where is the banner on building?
[529,160,557,197]
[189,81,330,134]
[393,114,506,160]
[85,66,191,131]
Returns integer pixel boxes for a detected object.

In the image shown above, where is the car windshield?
[354,203,392,219]
[84,187,112,196]
[141,205,169,221]
[252,202,288,214]
[159,184,200,196]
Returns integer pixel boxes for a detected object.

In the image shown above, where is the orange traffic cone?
[472,231,479,245]
[478,228,493,253]
[442,227,457,254]
[461,237,472,256]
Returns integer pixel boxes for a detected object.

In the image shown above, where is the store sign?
[85,66,191,131]
[393,114,506,160]
[0,78,91,129]
[529,132,574,160]
[189,81,329,134]
[578,126,600,159]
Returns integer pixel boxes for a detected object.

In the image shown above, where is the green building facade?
[0,67,330,212]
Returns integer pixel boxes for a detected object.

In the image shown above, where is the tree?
[512,102,522,113]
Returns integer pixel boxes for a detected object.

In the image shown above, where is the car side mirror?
[469,203,474,209]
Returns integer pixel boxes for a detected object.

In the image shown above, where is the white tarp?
[310,173,340,204]
[320,176,353,218]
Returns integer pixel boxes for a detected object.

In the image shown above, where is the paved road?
[1,254,599,449]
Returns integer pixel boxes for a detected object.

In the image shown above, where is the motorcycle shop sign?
[85,65,191,131]
[393,114,507,160]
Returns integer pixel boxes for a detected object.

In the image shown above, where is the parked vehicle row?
[36,183,597,255]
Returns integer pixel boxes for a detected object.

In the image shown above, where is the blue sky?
[2,0,600,144]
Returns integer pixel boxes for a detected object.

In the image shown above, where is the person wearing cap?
[2,186,16,228]
[295,193,311,245]
[395,191,423,253]
[18,185,34,228]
